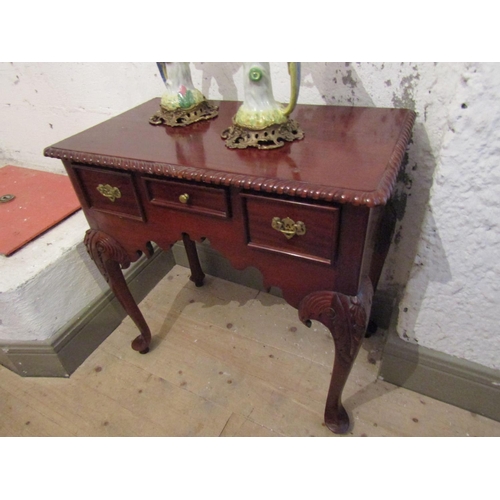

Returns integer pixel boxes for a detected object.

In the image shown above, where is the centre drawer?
[144,177,230,218]
[242,194,340,265]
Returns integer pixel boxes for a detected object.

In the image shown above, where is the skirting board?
[0,249,175,378]
[0,239,398,378]
[173,240,396,330]
[0,240,242,378]
[379,329,500,423]
[172,240,280,295]
[5,236,499,427]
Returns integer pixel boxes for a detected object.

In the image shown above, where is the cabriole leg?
[298,278,373,434]
[84,229,152,354]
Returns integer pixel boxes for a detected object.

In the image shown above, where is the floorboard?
[2,265,500,437]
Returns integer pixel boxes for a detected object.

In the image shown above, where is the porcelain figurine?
[222,62,304,149]
[150,62,218,127]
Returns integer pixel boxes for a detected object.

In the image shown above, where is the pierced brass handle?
[179,193,190,204]
[272,217,306,239]
[97,184,121,202]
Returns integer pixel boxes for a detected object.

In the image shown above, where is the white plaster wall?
[0,63,161,174]
[394,63,500,370]
[0,63,160,342]
[1,62,499,372]
[0,212,106,341]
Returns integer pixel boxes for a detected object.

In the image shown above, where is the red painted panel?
[0,165,81,256]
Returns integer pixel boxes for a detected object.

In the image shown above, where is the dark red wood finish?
[242,193,340,265]
[45,99,415,434]
[145,177,230,218]
[73,165,144,221]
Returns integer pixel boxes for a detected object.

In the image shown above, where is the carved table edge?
[43,110,416,209]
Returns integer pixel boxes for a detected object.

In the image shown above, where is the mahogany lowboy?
[45,99,415,434]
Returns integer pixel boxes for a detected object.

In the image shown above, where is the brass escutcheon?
[271,217,306,239]
[97,184,121,202]
[179,193,190,204]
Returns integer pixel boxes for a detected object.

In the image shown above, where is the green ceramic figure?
[222,62,304,149]
[150,62,218,127]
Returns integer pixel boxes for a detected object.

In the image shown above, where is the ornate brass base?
[221,119,304,149]
[149,101,219,127]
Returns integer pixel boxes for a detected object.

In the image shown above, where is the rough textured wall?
[394,63,500,370]
[1,62,499,370]
[0,62,160,174]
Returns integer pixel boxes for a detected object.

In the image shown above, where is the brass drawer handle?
[179,193,190,204]
[97,184,121,202]
[272,217,306,239]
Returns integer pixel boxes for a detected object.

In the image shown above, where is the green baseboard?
[379,329,500,422]
[5,236,499,425]
[0,240,399,378]
[0,249,175,377]
[172,240,280,295]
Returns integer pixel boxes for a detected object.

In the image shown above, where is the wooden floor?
[1,265,500,437]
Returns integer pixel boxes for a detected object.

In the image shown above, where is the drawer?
[73,165,144,220]
[243,194,340,265]
[144,178,229,218]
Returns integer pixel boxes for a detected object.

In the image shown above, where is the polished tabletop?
[45,99,415,207]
